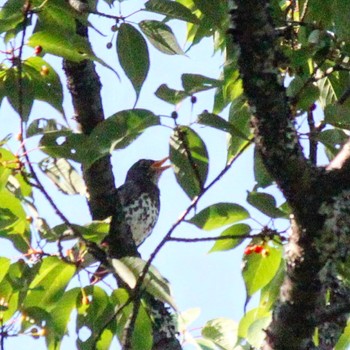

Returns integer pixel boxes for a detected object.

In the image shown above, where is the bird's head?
[126,157,171,184]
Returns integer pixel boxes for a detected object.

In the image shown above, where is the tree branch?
[229,1,332,348]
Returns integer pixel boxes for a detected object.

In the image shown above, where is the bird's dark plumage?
[91,158,170,284]
[118,159,168,245]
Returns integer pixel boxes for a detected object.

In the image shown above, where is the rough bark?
[229,0,350,349]
[63,8,181,350]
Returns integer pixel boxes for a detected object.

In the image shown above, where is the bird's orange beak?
[151,157,171,173]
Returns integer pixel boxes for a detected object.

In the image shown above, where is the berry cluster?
[244,244,269,257]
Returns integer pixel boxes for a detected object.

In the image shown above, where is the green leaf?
[254,150,274,188]
[0,188,30,252]
[202,318,238,350]
[0,12,23,33]
[209,223,251,253]
[39,157,86,195]
[155,84,188,104]
[112,289,152,350]
[177,307,201,330]
[317,129,348,160]
[193,0,227,28]
[188,203,250,230]
[39,131,92,164]
[170,126,209,198]
[286,76,320,111]
[0,66,33,120]
[144,0,200,23]
[238,307,270,340]
[35,0,77,34]
[91,109,159,152]
[27,118,68,137]
[46,287,80,349]
[117,23,149,100]
[181,74,221,94]
[227,97,253,160]
[195,338,217,349]
[247,191,288,218]
[247,315,272,348]
[333,0,350,41]
[76,286,116,350]
[27,31,92,62]
[24,257,76,309]
[259,261,285,311]
[40,109,159,167]
[111,257,177,310]
[335,320,350,350]
[0,257,10,283]
[197,112,234,133]
[242,244,282,297]
[139,20,184,55]
[325,102,350,130]
[23,57,64,115]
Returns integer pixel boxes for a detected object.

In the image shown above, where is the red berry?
[34,45,42,55]
[254,245,264,254]
[244,246,254,255]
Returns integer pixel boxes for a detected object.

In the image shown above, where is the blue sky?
[0,1,277,348]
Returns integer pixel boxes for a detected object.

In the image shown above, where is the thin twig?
[123,139,253,346]
[169,234,258,243]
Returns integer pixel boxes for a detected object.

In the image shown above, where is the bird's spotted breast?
[123,192,159,246]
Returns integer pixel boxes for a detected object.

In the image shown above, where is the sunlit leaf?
[202,318,238,350]
[247,315,272,348]
[259,261,285,311]
[23,56,64,115]
[0,257,10,283]
[242,244,282,297]
[335,321,350,350]
[0,188,30,252]
[238,307,270,340]
[24,257,76,309]
[188,203,250,230]
[170,126,209,198]
[209,223,251,253]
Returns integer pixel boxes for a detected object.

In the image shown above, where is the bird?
[90,157,170,284]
